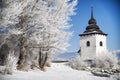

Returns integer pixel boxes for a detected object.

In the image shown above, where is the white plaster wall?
[95,34,107,56]
[80,34,107,60]
[80,35,96,60]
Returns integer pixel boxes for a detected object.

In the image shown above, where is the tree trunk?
[39,48,42,68]
[17,16,28,70]
[17,36,26,70]
[38,48,48,71]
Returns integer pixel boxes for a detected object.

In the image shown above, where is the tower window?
[100,41,103,46]
[86,41,90,47]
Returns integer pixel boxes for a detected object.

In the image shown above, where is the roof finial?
[91,6,93,19]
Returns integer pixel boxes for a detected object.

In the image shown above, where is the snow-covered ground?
[0,63,115,80]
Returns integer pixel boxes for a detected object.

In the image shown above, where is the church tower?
[79,7,107,60]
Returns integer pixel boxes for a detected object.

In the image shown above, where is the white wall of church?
[80,34,107,60]
[80,35,96,60]
[95,34,107,56]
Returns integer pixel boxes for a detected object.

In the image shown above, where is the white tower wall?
[80,7,107,60]
[80,35,96,60]
[80,34,107,60]
[95,34,107,56]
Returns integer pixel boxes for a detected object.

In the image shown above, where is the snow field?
[0,63,113,80]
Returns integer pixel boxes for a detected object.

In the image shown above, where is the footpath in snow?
[0,63,114,80]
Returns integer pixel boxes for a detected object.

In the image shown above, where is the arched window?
[100,41,103,46]
[86,41,90,47]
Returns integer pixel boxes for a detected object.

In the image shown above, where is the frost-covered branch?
[0,0,77,71]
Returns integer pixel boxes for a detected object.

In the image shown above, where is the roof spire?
[88,7,96,24]
[91,6,93,19]
[79,7,107,36]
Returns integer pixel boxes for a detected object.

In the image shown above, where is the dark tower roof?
[80,7,107,36]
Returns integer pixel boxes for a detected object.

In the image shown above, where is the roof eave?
[79,33,108,36]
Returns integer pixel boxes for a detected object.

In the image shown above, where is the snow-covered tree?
[95,51,118,68]
[69,56,89,70]
[0,0,77,71]
[69,51,118,70]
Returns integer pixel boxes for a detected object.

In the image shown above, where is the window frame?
[86,41,90,47]
[100,41,103,46]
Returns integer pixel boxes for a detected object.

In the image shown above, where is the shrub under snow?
[69,56,90,70]
[95,51,118,68]
[69,51,118,70]
[0,51,18,74]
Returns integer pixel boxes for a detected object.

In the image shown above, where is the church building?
[79,7,107,60]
